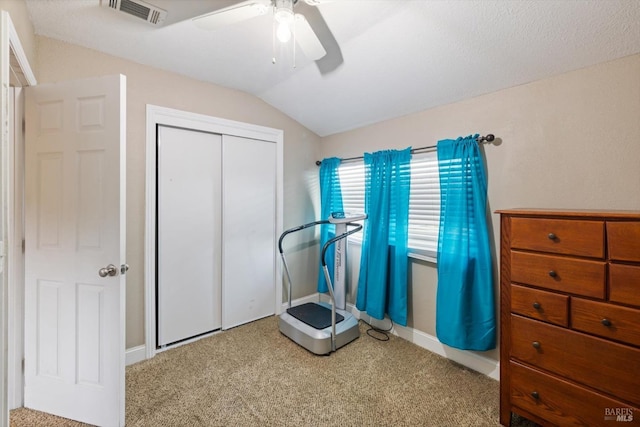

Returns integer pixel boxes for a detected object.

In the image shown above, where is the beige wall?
[13,8,640,363]
[321,53,640,362]
[1,0,36,74]
[35,36,322,348]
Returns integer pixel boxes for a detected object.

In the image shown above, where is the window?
[337,150,441,260]
[338,161,365,214]
[337,162,365,242]
[407,151,441,258]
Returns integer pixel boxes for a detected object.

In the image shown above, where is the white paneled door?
[157,126,222,346]
[24,75,126,427]
[222,135,276,329]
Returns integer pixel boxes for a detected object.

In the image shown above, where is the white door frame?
[7,85,24,411]
[1,10,36,426]
[144,105,284,360]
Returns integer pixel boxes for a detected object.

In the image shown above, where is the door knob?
[99,264,118,277]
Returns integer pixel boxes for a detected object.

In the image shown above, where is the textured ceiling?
[25,0,640,137]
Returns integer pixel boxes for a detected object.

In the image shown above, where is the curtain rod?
[315,134,495,166]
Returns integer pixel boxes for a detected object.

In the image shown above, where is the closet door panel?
[222,135,276,329]
[157,126,222,346]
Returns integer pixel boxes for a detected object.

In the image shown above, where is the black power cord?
[359,318,394,341]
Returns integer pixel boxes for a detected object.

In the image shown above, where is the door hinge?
[21,358,25,373]
[22,118,25,134]
[22,239,25,253]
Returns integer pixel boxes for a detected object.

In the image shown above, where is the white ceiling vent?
[102,0,167,26]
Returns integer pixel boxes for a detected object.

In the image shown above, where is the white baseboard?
[392,323,499,380]
[138,294,321,365]
[292,293,500,381]
[125,345,147,366]
[297,295,499,379]
[346,302,500,381]
[149,293,499,380]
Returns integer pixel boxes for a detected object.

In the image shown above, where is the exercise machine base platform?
[279,302,359,355]
[286,302,344,329]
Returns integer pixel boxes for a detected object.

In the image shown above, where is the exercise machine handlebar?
[278,220,329,254]
[320,222,363,267]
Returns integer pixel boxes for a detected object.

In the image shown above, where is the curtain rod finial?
[477,134,496,143]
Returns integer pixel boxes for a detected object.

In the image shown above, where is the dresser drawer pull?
[601,318,612,327]
[532,302,541,310]
[548,270,557,278]
[531,391,540,400]
[547,233,557,240]
[532,341,541,349]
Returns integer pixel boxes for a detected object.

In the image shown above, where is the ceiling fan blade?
[193,1,270,31]
[295,14,326,60]
[295,2,343,74]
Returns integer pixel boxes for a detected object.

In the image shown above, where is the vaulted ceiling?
[25,0,640,136]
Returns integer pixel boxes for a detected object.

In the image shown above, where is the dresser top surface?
[496,209,640,219]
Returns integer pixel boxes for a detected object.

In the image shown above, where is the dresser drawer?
[510,361,640,427]
[511,251,605,299]
[511,284,568,327]
[510,315,640,406]
[511,217,604,257]
[607,222,640,262]
[610,264,640,308]
[571,298,640,347]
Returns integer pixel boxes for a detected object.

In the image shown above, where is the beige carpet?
[11,316,537,426]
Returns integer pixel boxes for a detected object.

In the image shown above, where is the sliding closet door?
[157,126,222,346]
[222,135,276,329]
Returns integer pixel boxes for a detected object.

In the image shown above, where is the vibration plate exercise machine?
[278,212,367,355]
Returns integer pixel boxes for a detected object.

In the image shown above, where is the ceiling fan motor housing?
[274,0,295,23]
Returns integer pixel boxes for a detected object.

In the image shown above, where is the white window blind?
[336,150,441,259]
[408,151,440,258]
[338,162,365,214]
[337,162,366,243]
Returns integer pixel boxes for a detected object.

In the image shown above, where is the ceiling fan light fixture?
[276,22,292,42]
[273,0,294,43]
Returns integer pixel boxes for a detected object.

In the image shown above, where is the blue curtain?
[317,157,344,293]
[435,135,495,351]
[356,148,411,326]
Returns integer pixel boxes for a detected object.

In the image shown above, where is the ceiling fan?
[192,0,343,73]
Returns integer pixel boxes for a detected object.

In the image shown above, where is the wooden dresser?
[498,210,640,426]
